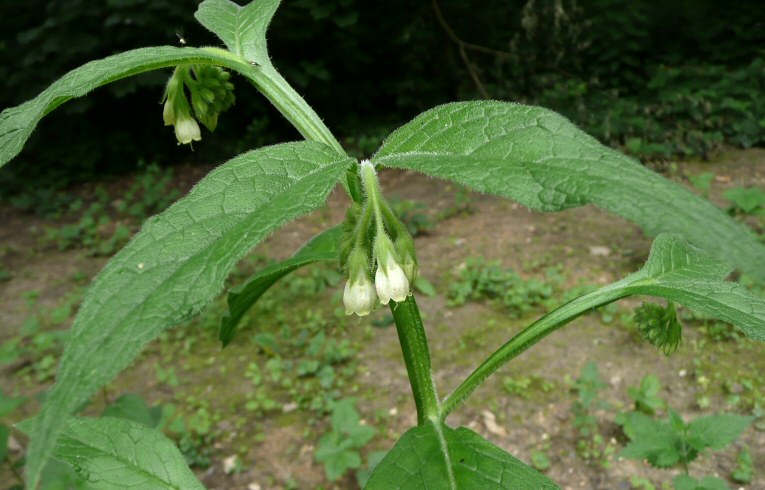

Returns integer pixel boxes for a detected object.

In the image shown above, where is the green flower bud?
[394,235,418,284]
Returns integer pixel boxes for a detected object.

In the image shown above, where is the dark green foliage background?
[1,0,763,194]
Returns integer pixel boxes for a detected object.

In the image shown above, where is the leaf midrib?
[57,429,188,490]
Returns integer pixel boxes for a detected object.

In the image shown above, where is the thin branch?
[458,45,490,99]
[432,0,499,99]
[431,0,513,58]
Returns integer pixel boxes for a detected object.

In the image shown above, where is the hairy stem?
[247,64,344,154]
[440,285,628,420]
[390,295,440,425]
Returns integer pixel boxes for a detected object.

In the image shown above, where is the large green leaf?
[365,423,558,489]
[372,101,765,280]
[0,46,257,168]
[195,0,278,62]
[25,141,351,488]
[220,225,341,346]
[617,234,765,341]
[19,417,204,490]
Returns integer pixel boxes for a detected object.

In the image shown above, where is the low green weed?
[42,163,177,255]
[314,398,376,482]
[502,375,554,399]
[688,172,715,198]
[1,289,83,384]
[390,198,435,237]
[626,375,665,416]
[617,373,755,488]
[568,362,613,464]
[724,186,765,217]
[448,257,563,318]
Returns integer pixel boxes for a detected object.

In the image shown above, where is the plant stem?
[390,295,440,425]
[440,286,628,420]
[247,64,344,155]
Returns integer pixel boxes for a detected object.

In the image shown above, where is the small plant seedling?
[731,447,753,483]
[627,374,666,416]
[618,408,752,487]
[314,398,376,482]
[724,186,765,216]
[3,1,765,488]
[569,362,613,464]
[688,172,715,197]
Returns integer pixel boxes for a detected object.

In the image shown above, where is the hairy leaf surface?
[0,46,258,168]
[365,424,558,489]
[195,0,278,62]
[220,225,341,346]
[372,101,765,280]
[20,417,204,490]
[25,142,351,487]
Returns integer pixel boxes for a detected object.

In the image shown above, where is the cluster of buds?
[342,161,419,316]
[162,65,235,145]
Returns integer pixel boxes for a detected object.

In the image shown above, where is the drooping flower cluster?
[161,65,235,146]
[342,160,418,316]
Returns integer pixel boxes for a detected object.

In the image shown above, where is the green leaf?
[365,423,558,489]
[724,186,765,214]
[673,475,730,490]
[25,141,351,488]
[101,393,163,429]
[732,448,753,483]
[0,389,26,417]
[627,375,665,415]
[618,234,765,342]
[20,416,204,490]
[315,433,362,481]
[413,276,437,297]
[220,225,341,346]
[195,0,278,62]
[619,412,682,468]
[372,101,765,280]
[0,46,257,169]
[686,414,752,451]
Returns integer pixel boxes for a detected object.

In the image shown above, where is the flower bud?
[374,235,410,304]
[162,99,176,126]
[394,235,418,284]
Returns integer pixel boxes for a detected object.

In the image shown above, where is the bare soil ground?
[1,149,764,489]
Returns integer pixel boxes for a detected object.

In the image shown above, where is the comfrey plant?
[2,1,765,488]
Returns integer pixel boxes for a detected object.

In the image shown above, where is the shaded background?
[1,0,764,195]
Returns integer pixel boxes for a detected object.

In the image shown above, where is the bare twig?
[432,0,500,99]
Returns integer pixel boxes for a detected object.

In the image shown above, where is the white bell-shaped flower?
[375,251,410,305]
[343,272,377,316]
[174,115,202,145]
